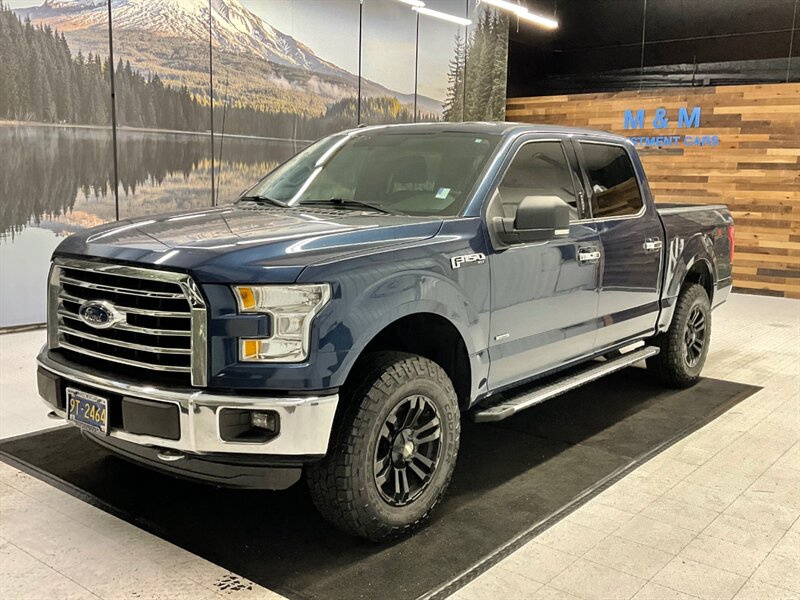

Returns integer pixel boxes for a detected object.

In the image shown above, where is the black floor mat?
[0,370,759,600]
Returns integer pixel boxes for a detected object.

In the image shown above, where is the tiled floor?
[0,330,61,440]
[452,294,800,600]
[1,293,798,600]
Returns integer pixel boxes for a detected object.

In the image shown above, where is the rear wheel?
[647,283,711,388]
[306,351,460,541]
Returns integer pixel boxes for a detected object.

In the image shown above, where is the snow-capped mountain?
[16,0,445,114]
[19,0,347,78]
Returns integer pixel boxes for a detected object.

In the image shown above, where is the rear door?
[486,136,601,390]
[574,140,663,350]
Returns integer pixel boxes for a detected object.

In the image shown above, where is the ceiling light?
[480,0,527,15]
[517,10,558,29]
[479,0,559,29]
[397,0,426,7]
[412,6,472,25]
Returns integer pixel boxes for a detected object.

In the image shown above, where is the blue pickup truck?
[37,122,734,541]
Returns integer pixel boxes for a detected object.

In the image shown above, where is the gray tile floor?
[1,293,798,599]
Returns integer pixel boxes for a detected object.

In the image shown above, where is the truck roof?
[345,121,630,144]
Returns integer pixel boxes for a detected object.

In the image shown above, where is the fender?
[657,231,717,332]
[298,218,492,398]
[325,269,489,399]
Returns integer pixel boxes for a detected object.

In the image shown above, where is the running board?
[473,346,660,423]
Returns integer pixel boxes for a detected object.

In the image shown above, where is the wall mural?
[0,0,509,327]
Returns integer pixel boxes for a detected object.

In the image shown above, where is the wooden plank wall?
[506,83,800,299]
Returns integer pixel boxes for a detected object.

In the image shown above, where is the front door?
[487,138,601,391]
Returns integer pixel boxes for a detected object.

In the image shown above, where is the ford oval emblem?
[78,300,124,330]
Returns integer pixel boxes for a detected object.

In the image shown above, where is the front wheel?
[306,352,460,541]
[647,283,711,388]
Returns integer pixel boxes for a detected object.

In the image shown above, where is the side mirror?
[492,196,571,245]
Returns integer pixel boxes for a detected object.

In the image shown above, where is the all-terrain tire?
[647,283,711,388]
[305,351,460,542]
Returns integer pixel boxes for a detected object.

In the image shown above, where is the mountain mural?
[0,0,510,328]
[20,0,349,77]
[10,0,443,124]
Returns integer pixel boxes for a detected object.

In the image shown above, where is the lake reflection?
[0,123,300,327]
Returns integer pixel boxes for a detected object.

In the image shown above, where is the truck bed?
[655,202,734,311]
[656,202,729,213]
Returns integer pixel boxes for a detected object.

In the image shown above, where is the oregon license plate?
[66,388,109,435]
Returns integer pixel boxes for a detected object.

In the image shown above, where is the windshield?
[241,130,501,216]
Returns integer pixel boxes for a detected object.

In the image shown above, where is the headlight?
[232,284,331,363]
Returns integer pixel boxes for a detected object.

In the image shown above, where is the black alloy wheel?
[306,351,460,541]
[647,283,711,388]
[684,305,707,368]
[373,394,442,506]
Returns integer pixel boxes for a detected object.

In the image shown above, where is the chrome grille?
[48,258,207,386]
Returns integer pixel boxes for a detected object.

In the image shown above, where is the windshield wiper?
[297,198,397,215]
[237,195,287,207]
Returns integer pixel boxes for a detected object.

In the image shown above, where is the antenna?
[208,0,215,206]
[215,72,230,203]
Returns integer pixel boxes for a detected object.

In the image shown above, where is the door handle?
[643,238,663,252]
[578,248,601,263]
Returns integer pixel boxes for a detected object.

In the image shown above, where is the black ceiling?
[507,0,799,96]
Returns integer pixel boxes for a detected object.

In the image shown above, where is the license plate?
[66,388,109,435]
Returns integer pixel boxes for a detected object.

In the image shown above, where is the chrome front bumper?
[37,348,338,457]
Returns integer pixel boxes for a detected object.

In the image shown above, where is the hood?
[54,204,443,283]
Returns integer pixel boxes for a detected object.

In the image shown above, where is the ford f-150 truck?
[37,122,734,541]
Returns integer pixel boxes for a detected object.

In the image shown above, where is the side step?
[473,346,660,423]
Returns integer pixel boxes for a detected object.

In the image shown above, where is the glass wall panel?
[360,0,417,125]
[112,0,213,219]
[213,0,361,204]
[0,2,114,326]
[464,0,508,121]
[417,0,469,122]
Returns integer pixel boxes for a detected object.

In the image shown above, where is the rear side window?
[579,143,643,218]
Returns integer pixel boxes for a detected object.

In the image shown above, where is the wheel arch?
[682,258,714,303]
[342,312,473,410]
[658,233,718,332]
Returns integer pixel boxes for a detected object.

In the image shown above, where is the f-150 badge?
[451,253,486,269]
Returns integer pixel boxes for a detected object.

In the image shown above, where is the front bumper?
[37,347,338,466]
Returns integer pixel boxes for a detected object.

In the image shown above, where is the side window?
[494,141,580,222]
[579,143,643,218]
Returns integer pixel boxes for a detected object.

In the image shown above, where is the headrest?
[502,157,565,188]
[392,155,428,185]
[502,163,533,186]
